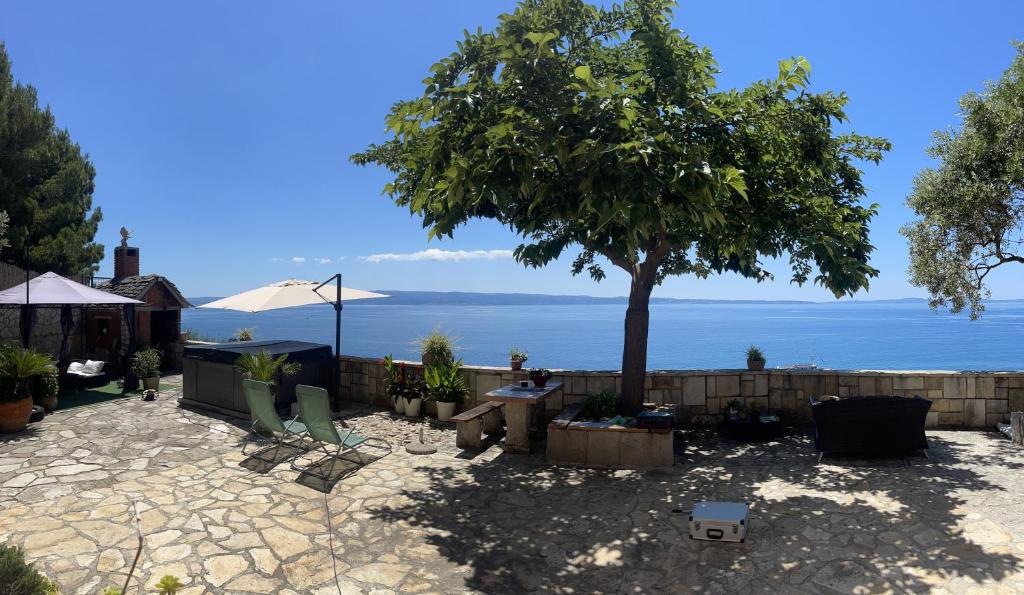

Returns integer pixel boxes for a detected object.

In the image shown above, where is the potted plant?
[383,355,407,414]
[402,378,425,417]
[234,350,302,391]
[31,370,59,412]
[529,368,552,388]
[748,401,762,422]
[419,329,456,367]
[746,345,766,371]
[725,398,745,423]
[509,347,528,371]
[130,348,163,391]
[425,359,468,421]
[0,346,56,433]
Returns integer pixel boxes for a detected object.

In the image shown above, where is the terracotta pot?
[436,401,456,422]
[511,360,523,371]
[532,377,548,388]
[42,396,58,412]
[404,398,422,417]
[746,359,765,371]
[0,397,34,433]
[142,377,160,391]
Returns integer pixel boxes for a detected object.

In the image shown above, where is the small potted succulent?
[746,345,766,371]
[425,359,468,422]
[131,348,163,391]
[509,347,528,371]
[725,398,745,423]
[529,368,552,388]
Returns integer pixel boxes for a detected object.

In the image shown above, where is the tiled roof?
[96,274,192,308]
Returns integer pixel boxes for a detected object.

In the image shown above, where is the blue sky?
[2,1,1022,300]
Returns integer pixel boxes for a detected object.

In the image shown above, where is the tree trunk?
[620,273,654,415]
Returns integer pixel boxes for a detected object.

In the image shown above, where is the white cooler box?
[689,501,748,543]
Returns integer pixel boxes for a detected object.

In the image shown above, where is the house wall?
[335,354,1024,429]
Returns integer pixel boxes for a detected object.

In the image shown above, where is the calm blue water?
[181,301,1024,371]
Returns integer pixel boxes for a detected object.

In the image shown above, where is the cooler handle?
[706,529,723,540]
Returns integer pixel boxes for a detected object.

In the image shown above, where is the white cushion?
[67,362,85,373]
[83,360,104,374]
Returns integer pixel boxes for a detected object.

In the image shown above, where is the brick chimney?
[114,245,139,279]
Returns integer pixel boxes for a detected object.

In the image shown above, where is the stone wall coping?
[337,355,1023,376]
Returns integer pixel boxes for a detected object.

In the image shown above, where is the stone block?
[927,390,943,400]
[584,430,621,468]
[925,376,943,391]
[652,375,674,389]
[931,399,948,413]
[894,376,925,391]
[925,412,939,428]
[876,376,894,395]
[706,376,716,396]
[716,375,740,397]
[769,392,782,410]
[988,413,1008,426]
[769,374,783,389]
[546,428,586,465]
[858,377,875,396]
[938,412,964,426]
[965,376,977,399]
[585,376,615,395]
[754,375,768,397]
[647,389,666,405]
[977,376,995,398]
[475,374,503,399]
[1010,388,1024,412]
[706,398,721,414]
[966,400,986,428]
[823,376,839,395]
[620,432,673,468]
[986,399,1009,414]
[946,399,964,413]
[943,377,966,398]
[741,380,755,398]
[1010,377,1024,389]
[682,377,706,406]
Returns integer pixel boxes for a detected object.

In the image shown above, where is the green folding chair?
[241,379,307,458]
[290,384,390,479]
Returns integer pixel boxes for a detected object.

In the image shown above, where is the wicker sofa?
[809,395,931,459]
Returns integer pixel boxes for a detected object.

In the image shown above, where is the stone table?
[482,382,563,453]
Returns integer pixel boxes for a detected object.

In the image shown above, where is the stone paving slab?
[1,374,1023,593]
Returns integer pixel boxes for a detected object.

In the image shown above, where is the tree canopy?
[353,0,889,411]
[902,42,1024,319]
[0,43,103,276]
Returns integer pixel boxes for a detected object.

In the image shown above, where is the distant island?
[186,290,985,307]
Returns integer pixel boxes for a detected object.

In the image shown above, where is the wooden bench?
[452,401,505,450]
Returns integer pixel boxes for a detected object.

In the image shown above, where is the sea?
[181,300,1024,371]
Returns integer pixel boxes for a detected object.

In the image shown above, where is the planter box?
[546,404,673,468]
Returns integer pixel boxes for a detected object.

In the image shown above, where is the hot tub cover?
[184,340,332,365]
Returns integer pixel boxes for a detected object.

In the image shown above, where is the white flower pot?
[404,398,422,417]
[394,397,406,414]
[436,401,456,422]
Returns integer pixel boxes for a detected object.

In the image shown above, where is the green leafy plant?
[352,0,888,414]
[424,359,469,404]
[509,348,529,363]
[130,348,162,379]
[155,575,184,594]
[235,328,254,342]
[234,350,301,388]
[418,328,457,365]
[579,391,619,421]
[0,346,57,403]
[725,399,745,413]
[746,346,765,362]
[528,368,552,380]
[30,370,59,404]
[0,544,58,594]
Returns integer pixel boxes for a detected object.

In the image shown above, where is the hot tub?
[182,340,333,417]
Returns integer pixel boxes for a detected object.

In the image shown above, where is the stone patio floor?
[2,375,1024,593]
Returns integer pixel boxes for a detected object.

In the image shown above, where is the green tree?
[0,43,103,276]
[902,43,1024,319]
[353,0,888,412]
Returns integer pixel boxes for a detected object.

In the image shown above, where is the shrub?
[424,360,469,404]
[419,329,456,365]
[746,345,765,361]
[579,391,619,421]
[235,328,254,342]
[31,371,59,404]
[0,544,57,594]
[0,347,57,403]
[130,348,162,378]
[234,350,301,386]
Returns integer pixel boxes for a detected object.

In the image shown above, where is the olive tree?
[902,42,1024,319]
[353,0,889,413]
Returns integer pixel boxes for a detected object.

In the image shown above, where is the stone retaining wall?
[0,307,82,359]
[336,355,1024,429]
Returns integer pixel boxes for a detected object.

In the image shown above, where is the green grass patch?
[57,380,139,410]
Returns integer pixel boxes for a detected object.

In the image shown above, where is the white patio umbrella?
[198,277,387,356]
